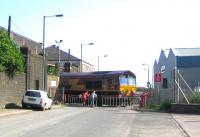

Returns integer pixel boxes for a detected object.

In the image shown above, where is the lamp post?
[98,55,108,71]
[80,43,94,72]
[142,63,150,88]
[42,14,63,91]
[55,40,63,74]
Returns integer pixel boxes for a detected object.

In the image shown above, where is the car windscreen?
[25,91,41,97]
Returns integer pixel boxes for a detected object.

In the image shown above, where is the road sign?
[154,73,161,82]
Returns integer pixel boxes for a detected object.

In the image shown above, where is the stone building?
[45,45,94,99]
[0,26,44,108]
[45,45,94,73]
[9,28,44,90]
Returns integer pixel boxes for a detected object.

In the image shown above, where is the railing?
[67,95,96,107]
[175,80,190,104]
[68,95,84,105]
[101,96,140,107]
[177,70,194,95]
[67,95,140,107]
[175,70,195,104]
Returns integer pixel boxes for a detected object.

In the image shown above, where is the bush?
[0,30,24,78]
[159,100,172,112]
[146,101,157,109]
[48,65,58,75]
[189,92,200,104]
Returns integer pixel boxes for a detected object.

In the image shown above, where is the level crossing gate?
[67,95,140,107]
[101,95,140,107]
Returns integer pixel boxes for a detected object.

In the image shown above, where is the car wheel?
[41,104,46,111]
[49,105,52,110]
[22,103,27,109]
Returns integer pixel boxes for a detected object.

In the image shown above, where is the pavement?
[0,104,63,117]
[172,113,200,137]
[0,106,200,137]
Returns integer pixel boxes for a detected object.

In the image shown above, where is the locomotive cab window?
[128,77,136,86]
[119,76,128,85]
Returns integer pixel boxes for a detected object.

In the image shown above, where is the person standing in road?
[82,91,90,106]
[90,90,97,107]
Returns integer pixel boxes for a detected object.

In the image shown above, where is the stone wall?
[28,55,44,90]
[8,26,44,91]
[171,103,200,114]
[10,30,42,55]
[0,73,26,108]
[47,75,59,98]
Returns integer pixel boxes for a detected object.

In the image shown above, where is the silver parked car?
[22,90,52,111]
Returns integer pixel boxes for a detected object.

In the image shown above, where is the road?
[0,107,187,137]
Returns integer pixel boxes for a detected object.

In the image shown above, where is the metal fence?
[67,95,140,107]
[67,95,96,107]
[101,96,140,107]
[174,70,195,104]
[68,95,84,105]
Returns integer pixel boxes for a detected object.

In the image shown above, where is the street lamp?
[98,55,108,71]
[142,63,150,88]
[55,40,63,74]
[80,43,94,72]
[42,14,63,91]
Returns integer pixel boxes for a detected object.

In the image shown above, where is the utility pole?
[8,16,11,37]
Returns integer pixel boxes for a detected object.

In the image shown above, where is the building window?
[35,80,39,90]
[64,62,71,72]
[162,78,168,89]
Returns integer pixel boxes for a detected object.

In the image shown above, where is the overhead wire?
[11,19,29,38]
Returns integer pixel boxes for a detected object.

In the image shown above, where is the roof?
[0,26,41,46]
[45,45,94,67]
[172,48,200,56]
[45,45,80,61]
[61,70,136,79]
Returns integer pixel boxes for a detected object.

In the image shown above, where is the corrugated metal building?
[153,48,200,104]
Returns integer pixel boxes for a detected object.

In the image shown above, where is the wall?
[82,61,95,72]
[28,55,44,90]
[10,28,44,91]
[0,26,44,108]
[179,68,200,90]
[151,88,174,105]
[10,31,42,55]
[0,73,26,108]
[153,49,200,104]
[47,75,59,98]
[171,103,200,114]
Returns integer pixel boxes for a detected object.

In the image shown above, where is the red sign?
[154,73,161,82]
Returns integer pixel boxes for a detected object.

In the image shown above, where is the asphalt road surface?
[0,106,187,137]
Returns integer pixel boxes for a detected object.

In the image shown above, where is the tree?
[0,29,24,78]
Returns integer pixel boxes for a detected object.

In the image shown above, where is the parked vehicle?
[22,90,52,111]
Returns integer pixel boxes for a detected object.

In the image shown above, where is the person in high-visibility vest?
[82,91,89,106]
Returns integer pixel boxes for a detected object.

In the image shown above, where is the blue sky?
[1,0,200,87]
